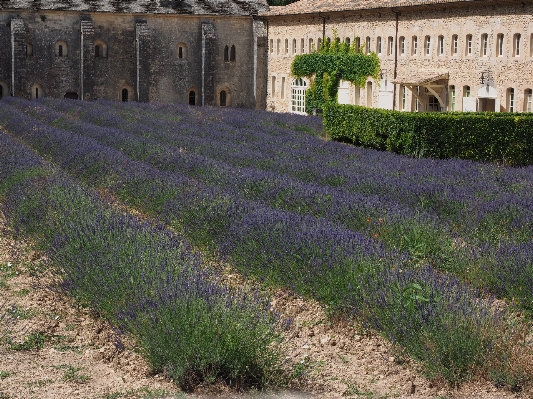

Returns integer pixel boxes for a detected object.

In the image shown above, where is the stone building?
[0,0,269,108]
[261,0,533,114]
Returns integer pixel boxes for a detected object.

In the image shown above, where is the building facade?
[0,0,269,108]
[261,0,533,114]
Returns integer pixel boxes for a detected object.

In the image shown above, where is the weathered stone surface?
[0,0,269,16]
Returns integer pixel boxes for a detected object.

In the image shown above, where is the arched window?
[293,38,297,54]
[513,33,521,57]
[94,40,108,58]
[122,88,129,102]
[480,33,488,57]
[224,45,229,62]
[451,34,458,55]
[220,90,227,106]
[31,84,43,99]
[26,43,33,57]
[291,78,307,114]
[463,85,470,98]
[230,45,236,62]
[376,36,382,54]
[189,90,196,105]
[497,34,504,57]
[399,36,405,55]
[450,85,456,111]
[438,35,444,55]
[177,42,188,59]
[345,37,350,46]
[411,36,418,55]
[55,41,68,57]
[465,34,472,56]
[424,35,431,56]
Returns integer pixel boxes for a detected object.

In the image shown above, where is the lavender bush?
[1,98,531,386]
[0,131,285,389]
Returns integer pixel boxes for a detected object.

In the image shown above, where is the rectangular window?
[377,36,382,54]
[355,37,361,51]
[277,39,281,55]
[497,34,504,57]
[466,34,472,55]
[301,38,305,54]
[293,39,297,54]
[428,96,439,112]
[401,85,406,110]
[452,34,458,55]
[425,36,431,56]
[438,35,444,55]
[526,89,532,112]
[285,38,289,54]
[509,88,515,112]
[281,77,285,99]
[271,76,276,98]
[400,36,405,55]
[309,38,314,52]
[269,39,273,54]
[412,36,418,55]
[366,37,371,54]
[388,36,394,56]
[464,85,470,97]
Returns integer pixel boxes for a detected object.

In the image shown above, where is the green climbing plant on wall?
[291,32,381,114]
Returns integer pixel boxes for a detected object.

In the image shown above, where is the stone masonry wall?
[265,1,533,113]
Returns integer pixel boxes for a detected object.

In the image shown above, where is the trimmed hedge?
[323,103,533,166]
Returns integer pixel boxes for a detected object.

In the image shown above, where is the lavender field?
[1,97,532,388]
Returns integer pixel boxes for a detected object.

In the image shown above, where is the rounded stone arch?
[55,40,68,57]
[290,77,308,114]
[217,86,231,107]
[94,39,108,58]
[119,84,134,102]
[187,86,198,105]
[176,42,188,59]
[31,83,44,99]
[0,81,8,99]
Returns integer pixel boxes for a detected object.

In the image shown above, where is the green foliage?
[8,331,46,351]
[323,104,533,166]
[291,33,380,114]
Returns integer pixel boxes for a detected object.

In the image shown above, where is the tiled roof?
[0,0,269,16]
[261,0,490,16]
[393,69,449,85]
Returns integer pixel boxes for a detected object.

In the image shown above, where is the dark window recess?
[178,46,183,58]
[220,90,227,106]
[122,88,129,102]
[35,88,39,99]
[0,85,3,99]
[189,90,196,105]
[95,45,100,57]
[230,45,236,62]
[224,45,229,62]
[64,92,79,100]
[58,45,63,57]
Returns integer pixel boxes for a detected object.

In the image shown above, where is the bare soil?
[0,210,530,399]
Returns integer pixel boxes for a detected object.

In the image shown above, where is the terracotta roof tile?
[261,0,491,16]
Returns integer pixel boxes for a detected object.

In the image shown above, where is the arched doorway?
[291,78,307,114]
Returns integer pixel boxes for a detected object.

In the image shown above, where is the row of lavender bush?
[0,131,285,390]
[0,98,525,386]
[6,97,533,312]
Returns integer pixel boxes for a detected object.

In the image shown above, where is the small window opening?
[58,45,63,57]
[26,43,33,57]
[178,46,183,58]
[224,45,229,62]
[189,90,196,105]
[220,90,227,107]
[122,88,129,102]
[230,45,236,62]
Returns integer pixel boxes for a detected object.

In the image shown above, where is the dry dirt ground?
[0,210,530,399]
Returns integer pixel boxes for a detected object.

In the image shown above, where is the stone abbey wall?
[264,0,533,114]
[0,9,268,108]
